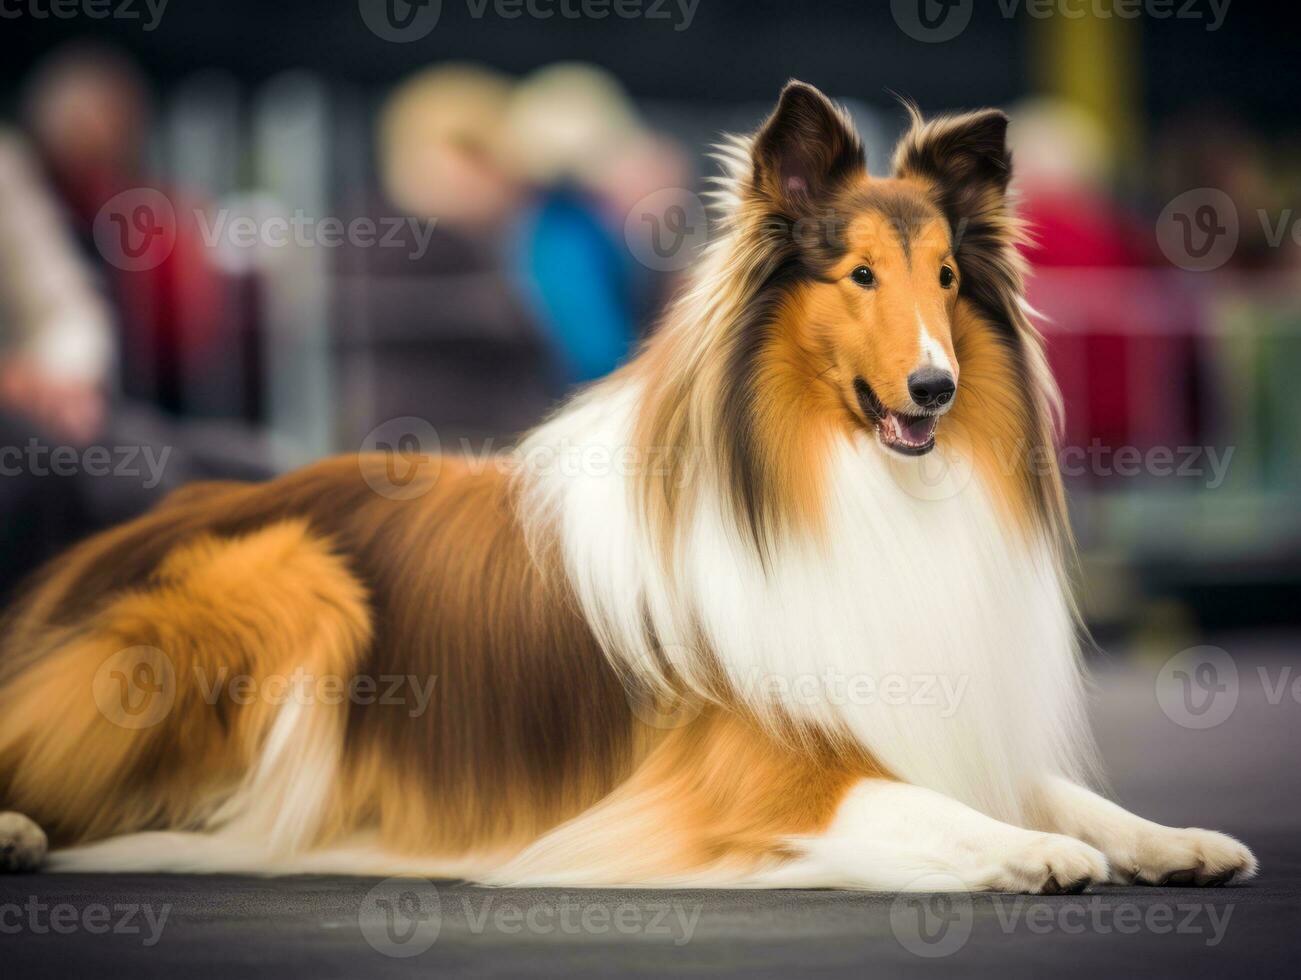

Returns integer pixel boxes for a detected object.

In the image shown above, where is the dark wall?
[1,0,1294,125]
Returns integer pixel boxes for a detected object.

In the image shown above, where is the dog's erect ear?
[752,81,864,213]
[893,107,1018,317]
[892,107,1012,232]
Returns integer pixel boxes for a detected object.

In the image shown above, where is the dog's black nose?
[907,369,956,409]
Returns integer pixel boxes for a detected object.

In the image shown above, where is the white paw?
[0,812,48,873]
[981,832,1110,894]
[1112,826,1258,886]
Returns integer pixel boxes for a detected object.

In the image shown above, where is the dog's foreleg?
[755,779,1109,893]
[1030,776,1257,886]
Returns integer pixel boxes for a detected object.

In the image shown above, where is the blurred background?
[0,0,1297,651]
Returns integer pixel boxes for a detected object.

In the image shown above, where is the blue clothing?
[512,191,636,384]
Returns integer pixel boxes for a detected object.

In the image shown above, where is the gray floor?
[4,635,1299,978]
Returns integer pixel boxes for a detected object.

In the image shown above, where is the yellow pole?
[1030,5,1143,172]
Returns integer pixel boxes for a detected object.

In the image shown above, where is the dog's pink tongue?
[900,415,938,443]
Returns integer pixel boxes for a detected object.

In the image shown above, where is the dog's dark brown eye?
[939,265,956,288]
[850,266,876,288]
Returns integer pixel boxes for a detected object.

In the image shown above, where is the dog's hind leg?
[0,520,371,871]
[0,812,47,872]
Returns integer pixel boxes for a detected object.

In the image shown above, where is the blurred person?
[0,128,113,597]
[357,61,666,450]
[1011,98,1205,460]
[379,63,523,231]
[1154,108,1280,271]
[22,42,228,417]
[0,45,273,602]
[345,63,558,448]
[0,130,113,447]
[1154,110,1301,490]
[502,63,681,382]
[1010,99,1141,268]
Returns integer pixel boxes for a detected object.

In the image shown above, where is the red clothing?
[1020,187,1201,463]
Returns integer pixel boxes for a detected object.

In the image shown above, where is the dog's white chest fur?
[523,386,1092,826]
[687,436,1090,822]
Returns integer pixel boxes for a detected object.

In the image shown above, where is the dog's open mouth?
[853,378,939,457]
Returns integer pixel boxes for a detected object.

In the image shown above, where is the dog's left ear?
[752,80,864,214]
[892,107,1012,232]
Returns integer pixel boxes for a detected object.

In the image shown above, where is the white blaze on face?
[915,305,954,377]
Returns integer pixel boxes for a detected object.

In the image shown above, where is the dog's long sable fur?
[0,82,1257,890]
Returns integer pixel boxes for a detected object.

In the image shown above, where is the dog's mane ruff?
[512,130,801,705]
[626,130,802,561]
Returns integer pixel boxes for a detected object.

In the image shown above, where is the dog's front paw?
[1116,827,1257,886]
[983,832,1110,894]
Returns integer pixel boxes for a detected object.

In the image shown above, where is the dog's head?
[743,81,1013,458]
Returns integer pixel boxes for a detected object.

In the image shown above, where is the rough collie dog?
[0,82,1256,892]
